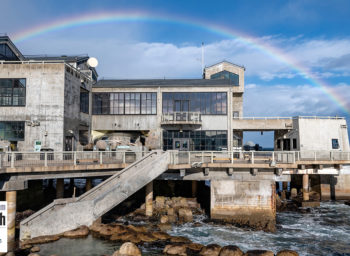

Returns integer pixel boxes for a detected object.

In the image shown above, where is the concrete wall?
[297,118,349,151]
[320,174,350,200]
[210,179,276,231]
[0,63,66,151]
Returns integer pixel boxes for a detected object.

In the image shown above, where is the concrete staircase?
[20,151,170,241]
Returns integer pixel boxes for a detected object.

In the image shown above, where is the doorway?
[173,139,189,151]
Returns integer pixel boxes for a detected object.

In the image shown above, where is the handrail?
[233,116,345,120]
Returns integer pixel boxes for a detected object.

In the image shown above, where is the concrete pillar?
[192,180,197,197]
[56,178,64,199]
[86,178,93,191]
[6,191,16,252]
[210,179,276,231]
[145,181,153,217]
[303,174,309,201]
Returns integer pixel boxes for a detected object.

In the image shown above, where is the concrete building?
[0,36,97,152]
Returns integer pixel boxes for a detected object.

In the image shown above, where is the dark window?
[292,139,297,149]
[0,121,25,141]
[162,92,227,115]
[0,79,26,106]
[0,44,19,61]
[332,139,339,149]
[163,130,227,151]
[92,92,156,115]
[80,90,89,114]
[277,139,281,149]
[210,70,239,86]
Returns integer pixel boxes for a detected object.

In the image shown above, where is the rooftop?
[94,78,233,88]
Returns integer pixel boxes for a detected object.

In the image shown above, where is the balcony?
[161,112,202,128]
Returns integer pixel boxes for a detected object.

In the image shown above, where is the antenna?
[201,42,205,74]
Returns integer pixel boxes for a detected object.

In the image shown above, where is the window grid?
[0,79,26,106]
[93,92,157,115]
[0,121,25,141]
[80,91,89,114]
[163,130,227,151]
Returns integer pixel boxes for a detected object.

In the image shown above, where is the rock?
[152,231,171,240]
[161,215,169,224]
[167,208,176,216]
[28,254,40,256]
[21,235,61,245]
[345,200,350,206]
[168,215,177,223]
[158,223,172,231]
[219,245,244,256]
[281,191,287,200]
[290,188,298,198]
[187,243,204,252]
[156,196,166,208]
[309,191,321,201]
[63,225,89,238]
[127,224,148,233]
[276,250,299,256]
[163,244,188,255]
[30,246,40,253]
[178,208,193,222]
[170,236,192,244]
[113,242,141,256]
[137,232,158,243]
[200,244,222,256]
[243,250,274,256]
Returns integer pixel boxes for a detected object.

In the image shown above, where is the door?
[173,139,189,151]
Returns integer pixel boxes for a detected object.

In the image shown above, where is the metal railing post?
[272,152,275,163]
[11,153,15,168]
[211,152,214,163]
[330,151,333,161]
[73,152,77,166]
[314,151,317,161]
[188,151,191,164]
[44,152,48,167]
[231,151,234,164]
[0,154,2,168]
[251,151,254,164]
[202,151,204,163]
[100,152,103,164]
[297,151,300,161]
[123,152,126,164]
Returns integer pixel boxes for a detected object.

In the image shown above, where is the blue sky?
[1,0,350,146]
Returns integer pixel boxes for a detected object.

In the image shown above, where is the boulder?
[170,236,192,244]
[290,188,298,198]
[28,254,40,256]
[276,250,299,256]
[126,225,148,233]
[178,208,193,222]
[152,231,171,240]
[21,235,61,245]
[137,232,158,243]
[200,244,222,256]
[63,225,89,238]
[30,246,40,253]
[158,223,172,231]
[219,245,244,256]
[167,208,176,216]
[163,244,188,256]
[156,196,166,208]
[244,250,274,256]
[187,243,204,252]
[161,215,169,224]
[113,242,141,256]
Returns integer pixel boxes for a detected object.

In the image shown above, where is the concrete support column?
[56,178,64,199]
[303,174,309,201]
[191,180,197,197]
[86,178,93,191]
[6,191,16,252]
[145,181,153,217]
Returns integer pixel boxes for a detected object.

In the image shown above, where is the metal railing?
[161,112,202,123]
[233,116,345,120]
[0,151,148,169]
[169,150,350,165]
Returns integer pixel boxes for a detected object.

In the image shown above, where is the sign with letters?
[0,201,7,252]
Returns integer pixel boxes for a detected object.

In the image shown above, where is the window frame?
[0,121,25,141]
[332,139,339,149]
[0,78,26,107]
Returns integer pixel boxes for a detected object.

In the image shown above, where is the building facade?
[0,36,96,152]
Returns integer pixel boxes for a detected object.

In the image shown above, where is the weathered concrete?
[210,180,276,231]
[20,151,169,240]
[6,191,16,251]
[303,174,309,201]
[320,174,350,200]
[145,181,153,217]
[232,118,293,131]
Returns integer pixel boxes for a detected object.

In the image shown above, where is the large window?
[0,44,19,61]
[162,92,227,115]
[163,130,227,151]
[0,121,25,141]
[0,79,26,106]
[211,70,239,86]
[80,90,89,114]
[93,92,157,115]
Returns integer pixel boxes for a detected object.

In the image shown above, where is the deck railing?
[0,150,349,169]
[233,116,345,120]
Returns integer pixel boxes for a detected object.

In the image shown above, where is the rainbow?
[10,11,349,114]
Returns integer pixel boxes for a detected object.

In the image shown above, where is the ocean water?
[38,201,350,256]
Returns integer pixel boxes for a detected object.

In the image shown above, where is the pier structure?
[1,35,350,249]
